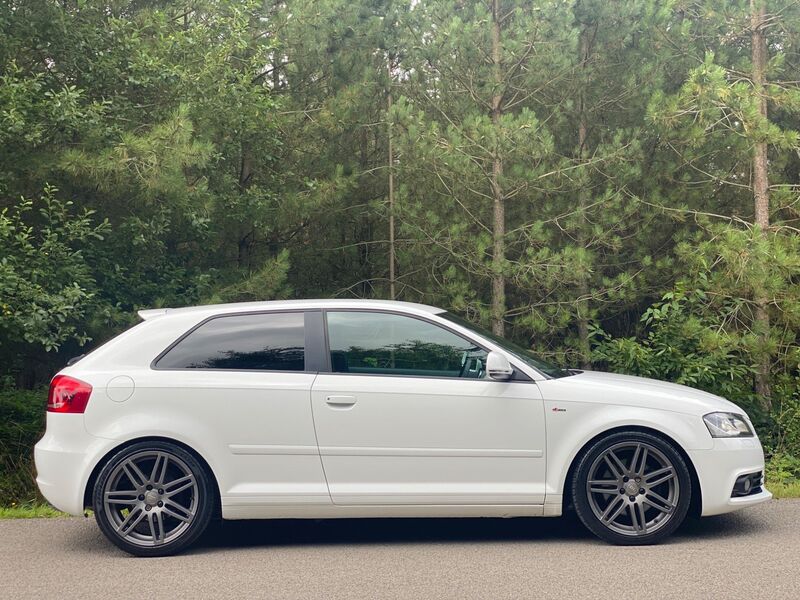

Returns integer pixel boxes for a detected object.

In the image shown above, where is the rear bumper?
[688,437,772,517]
[34,414,114,515]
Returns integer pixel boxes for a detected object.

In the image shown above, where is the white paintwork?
[311,374,545,505]
[485,351,513,380]
[106,375,135,403]
[35,299,771,523]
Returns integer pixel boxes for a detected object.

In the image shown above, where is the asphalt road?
[2,500,798,600]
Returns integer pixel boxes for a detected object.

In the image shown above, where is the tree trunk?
[237,141,254,269]
[387,80,396,300]
[750,0,772,409]
[576,24,592,370]
[239,141,253,191]
[357,128,372,297]
[490,0,505,336]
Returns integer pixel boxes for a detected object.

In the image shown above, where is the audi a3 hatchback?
[35,300,771,556]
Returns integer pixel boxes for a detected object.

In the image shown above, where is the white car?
[35,300,771,556]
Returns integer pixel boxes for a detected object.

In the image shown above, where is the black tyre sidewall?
[572,430,692,545]
[93,441,215,557]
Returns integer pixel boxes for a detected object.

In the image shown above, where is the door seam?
[309,372,334,503]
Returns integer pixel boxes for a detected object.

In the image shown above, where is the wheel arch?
[561,425,702,518]
[83,436,222,518]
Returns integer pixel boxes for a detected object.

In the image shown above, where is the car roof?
[137,299,445,320]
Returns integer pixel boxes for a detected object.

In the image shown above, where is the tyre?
[571,430,692,545]
[93,441,215,557]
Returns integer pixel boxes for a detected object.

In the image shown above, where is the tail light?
[47,375,92,413]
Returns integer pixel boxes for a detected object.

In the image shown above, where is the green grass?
[0,504,69,519]
[768,480,800,499]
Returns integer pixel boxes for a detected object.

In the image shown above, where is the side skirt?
[222,503,554,520]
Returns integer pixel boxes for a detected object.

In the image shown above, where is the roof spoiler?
[137,308,170,320]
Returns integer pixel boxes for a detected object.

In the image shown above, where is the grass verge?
[0,504,69,519]
[768,480,800,499]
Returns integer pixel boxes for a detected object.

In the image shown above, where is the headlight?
[703,412,754,438]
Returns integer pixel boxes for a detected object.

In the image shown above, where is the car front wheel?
[572,430,692,545]
[93,441,215,556]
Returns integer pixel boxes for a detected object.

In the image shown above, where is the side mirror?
[486,351,513,381]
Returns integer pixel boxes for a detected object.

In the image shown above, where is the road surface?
[2,499,798,599]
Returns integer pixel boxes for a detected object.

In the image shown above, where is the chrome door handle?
[325,395,357,407]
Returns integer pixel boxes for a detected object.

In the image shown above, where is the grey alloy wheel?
[93,441,214,556]
[572,430,692,545]
[102,450,198,547]
[585,441,679,536]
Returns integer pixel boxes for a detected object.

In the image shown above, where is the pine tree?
[650,0,800,410]
[391,0,570,335]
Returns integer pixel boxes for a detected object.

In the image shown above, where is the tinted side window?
[326,311,487,378]
[156,312,305,371]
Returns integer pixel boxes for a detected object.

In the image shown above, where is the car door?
[113,310,331,513]
[310,310,546,505]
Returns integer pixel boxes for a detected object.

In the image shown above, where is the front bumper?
[688,437,772,516]
[34,414,114,515]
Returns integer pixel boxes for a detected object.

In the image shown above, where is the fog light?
[732,471,762,497]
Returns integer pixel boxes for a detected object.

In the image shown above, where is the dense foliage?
[1,0,799,500]
[0,388,44,504]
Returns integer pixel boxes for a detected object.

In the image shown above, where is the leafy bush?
[0,388,46,505]
[0,186,108,353]
[772,378,800,453]
[766,453,800,484]
[591,288,759,410]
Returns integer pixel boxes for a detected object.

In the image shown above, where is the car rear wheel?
[93,441,214,557]
[572,430,692,545]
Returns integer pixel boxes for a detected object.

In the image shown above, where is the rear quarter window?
[154,312,305,371]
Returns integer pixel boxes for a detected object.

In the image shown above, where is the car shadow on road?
[198,513,590,550]
[188,509,764,554]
